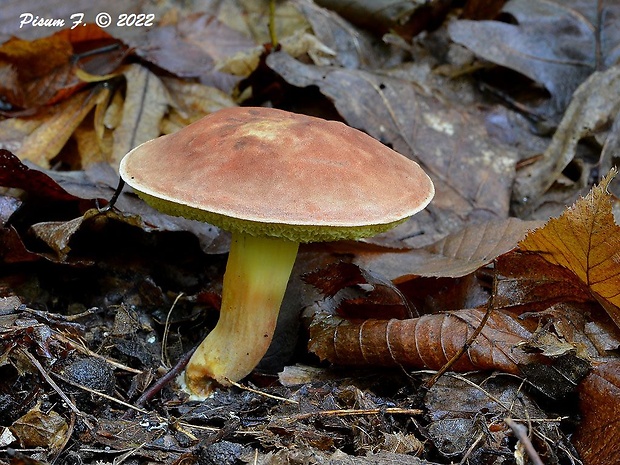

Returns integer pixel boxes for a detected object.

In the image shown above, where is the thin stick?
[226,378,298,404]
[53,331,142,374]
[161,292,184,368]
[289,407,423,421]
[424,299,494,389]
[132,344,197,409]
[20,350,91,426]
[505,418,545,465]
[52,372,150,415]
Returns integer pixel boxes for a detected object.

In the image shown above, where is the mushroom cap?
[119,107,434,242]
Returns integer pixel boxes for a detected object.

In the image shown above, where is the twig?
[289,407,423,421]
[52,372,150,415]
[53,331,142,374]
[225,378,299,404]
[161,292,184,369]
[20,350,94,429]
[445,373,512,411]
[424,298,494,389]
[505,417,545,465]
[133,344,196,409]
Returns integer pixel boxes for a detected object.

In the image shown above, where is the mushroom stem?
[185,232,299,396]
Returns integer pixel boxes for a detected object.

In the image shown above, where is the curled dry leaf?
[10,407,68,451]
[519,169,620,329]
[308,308,542,374]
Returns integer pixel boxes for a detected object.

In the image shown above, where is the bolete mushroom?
[119,106,434,396]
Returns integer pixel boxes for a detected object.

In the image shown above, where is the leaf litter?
[1,0,620,464]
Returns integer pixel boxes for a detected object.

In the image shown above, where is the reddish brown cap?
[119,107,434,242]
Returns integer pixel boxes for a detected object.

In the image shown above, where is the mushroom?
[119,107,434,396]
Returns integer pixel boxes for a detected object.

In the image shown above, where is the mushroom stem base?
[185,232,299,396]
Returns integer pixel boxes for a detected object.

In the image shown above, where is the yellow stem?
[185,232,299,396]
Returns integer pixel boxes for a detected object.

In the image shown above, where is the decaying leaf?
[449,0,620,118]
[513,66,620,215]
[8,86,109,167]
[10,406,68,451]
[425,374,565,459]
[295,0,396,69]
[519,170,620,329]
[313,0,441,40]
[111,64,170,167]
[573,360,620,465]
[0,24,128,110]
[494,251,593,312]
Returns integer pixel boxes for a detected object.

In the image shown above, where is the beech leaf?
[519,169,620,328]
[355,217,542,280]
[573,361,620,465]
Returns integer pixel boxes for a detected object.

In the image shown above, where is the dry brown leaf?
[14,87,108,167]
[449,0,620,119]
[519,169,620,329]
[513,66,620,216]
[573,361,620,465]
[161,77,236,132]
[295,0,394,69]
[0,24,128,110]
[355,218,541,280]
[494,251,594,312]
[10,407,68,451]
[111,64,170,167]
[309,309,542,374]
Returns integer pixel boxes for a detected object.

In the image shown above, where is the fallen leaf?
[13,86,109,167]
[0,24,128,110]
[355,217,541,280]
[494,251,593,312]
[111,64,170,166]
[309,308,542,374]
[303,261,414,320]
[519,169,620,329]
[513,66,620,216]
[296,0,396,69]
[10,407,68,451]
[314,0,452,40]
[449,0,620,118]
[425,375,561,458]
[0,149,88,204]
[573,360,620,465]
[161,77,236,132]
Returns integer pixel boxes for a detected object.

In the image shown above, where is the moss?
[136,191,406,243]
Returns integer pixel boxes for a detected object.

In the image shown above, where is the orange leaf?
[309,309,543,374]
[519,169,620,328]
[0,25,127,110]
